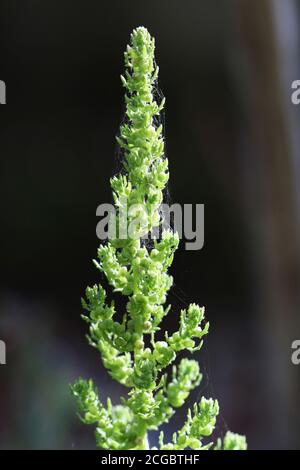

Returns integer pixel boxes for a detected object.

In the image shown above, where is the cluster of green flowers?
[71,26,246,451]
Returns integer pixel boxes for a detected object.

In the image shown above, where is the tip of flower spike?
[124,26,155,76]
[132,26,150,38]
[130,26,154,49]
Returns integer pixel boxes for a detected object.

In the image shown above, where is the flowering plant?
[71,27,246,451]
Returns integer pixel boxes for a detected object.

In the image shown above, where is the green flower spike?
[71,26,246,451]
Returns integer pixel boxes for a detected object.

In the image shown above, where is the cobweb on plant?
[110,76,230,445]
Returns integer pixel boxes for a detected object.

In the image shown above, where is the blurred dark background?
[1,0,300,450]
